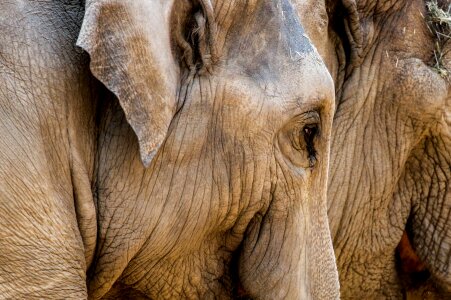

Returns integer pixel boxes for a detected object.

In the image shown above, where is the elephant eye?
[282,112,321,169]
[302,124,319,167]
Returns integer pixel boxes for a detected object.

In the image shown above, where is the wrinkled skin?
[0,0,339,299]
[298,0,450,298]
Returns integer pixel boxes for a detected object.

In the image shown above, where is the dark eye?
[303,124,318,139]
[302,124,319,167]
[279,112,321,169]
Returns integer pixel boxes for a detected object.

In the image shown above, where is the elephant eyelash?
[290,121,320,168]
[302,124,319,168]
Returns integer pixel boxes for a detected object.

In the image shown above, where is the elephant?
[297,0,450,298]
[0,0,340,298]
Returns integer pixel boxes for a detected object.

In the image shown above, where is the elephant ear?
[405,123,451,291]
[77,0,215,167]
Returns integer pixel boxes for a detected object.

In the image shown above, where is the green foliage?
[426,0,451,78]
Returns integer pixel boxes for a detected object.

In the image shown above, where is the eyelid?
[292,111,321,131]
[302,111,321,125]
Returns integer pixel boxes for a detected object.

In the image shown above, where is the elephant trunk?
[237,185,340,299]
[306,196,341,299]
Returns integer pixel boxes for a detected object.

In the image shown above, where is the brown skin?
[299,0,450,298]
[0,1,96,298]
[80,0,339,298]
[0,0,339,298]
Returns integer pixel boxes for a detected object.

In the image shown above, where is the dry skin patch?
[425,0,451,78]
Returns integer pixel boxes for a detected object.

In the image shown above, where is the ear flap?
[77,0,215,167]
[340,0,362,56]
[324,0,363,98]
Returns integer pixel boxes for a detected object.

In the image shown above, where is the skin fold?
[0,0,339,299]
[297,0,450,298]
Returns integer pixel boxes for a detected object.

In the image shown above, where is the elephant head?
[77,0,339,298]
[297,0,450,298]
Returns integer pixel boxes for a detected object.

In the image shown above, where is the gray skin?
[0,0,339,299]
[298,0,450,298]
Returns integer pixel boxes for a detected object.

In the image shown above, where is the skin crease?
[81,0,339,298]
[0,0,340,299]
[0,1,96,298]
[297,0,450,298]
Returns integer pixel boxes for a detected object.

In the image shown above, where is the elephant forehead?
[208,72,330,131]
[280,0,312,55]
[211,0,332,113]
[388,58,448,121]
[215,0,316,61]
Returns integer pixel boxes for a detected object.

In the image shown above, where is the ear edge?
[77,0,178,168]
